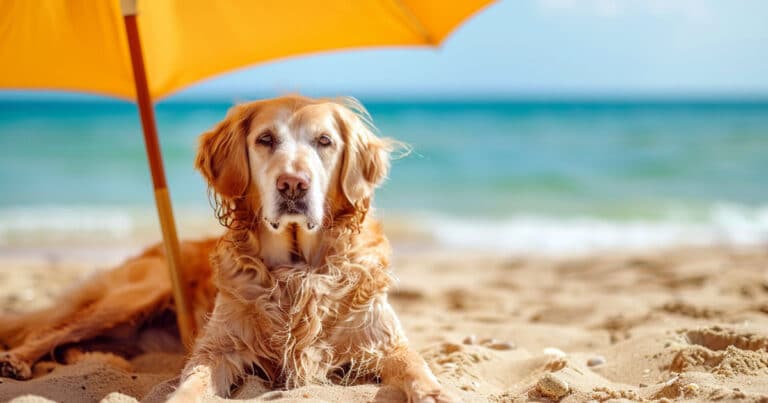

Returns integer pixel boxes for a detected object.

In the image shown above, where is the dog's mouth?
[264,198,318,232]
[278,199,308,216]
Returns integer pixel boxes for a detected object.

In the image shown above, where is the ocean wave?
[1,204,767,254]
[383,203,768,254]
[0,206,219,247]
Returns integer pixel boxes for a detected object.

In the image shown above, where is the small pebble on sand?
[587,356,606,367]
[663,375,680,387]
[543,347,567,358]
[101,392,139,403]
[463,335,477,345]
[683,383,700,395]
[487,341,515,350]
[537,373,570,399]
[443,343,462,354]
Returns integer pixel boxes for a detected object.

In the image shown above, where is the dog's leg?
[380,345,457,403]
[168,360,235,403]
[0,289,166,380]
[0,258,170,379]
[0,302,104,379]
[168,339,250,402]
[167,350,255,403]
[167,302,253,402]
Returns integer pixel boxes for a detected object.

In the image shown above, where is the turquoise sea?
[1,98,767,252]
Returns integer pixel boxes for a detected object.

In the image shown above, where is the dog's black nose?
[277,173,309,199]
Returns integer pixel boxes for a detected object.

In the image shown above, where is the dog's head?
[196,95,393,232]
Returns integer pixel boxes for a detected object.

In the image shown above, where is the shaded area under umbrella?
[0,0,494,346]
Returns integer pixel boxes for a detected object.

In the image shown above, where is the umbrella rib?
[388,0,436,45]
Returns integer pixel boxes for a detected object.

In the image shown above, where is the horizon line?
[2,90,768,104]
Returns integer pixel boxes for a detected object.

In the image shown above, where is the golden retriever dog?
[0,95,455,403]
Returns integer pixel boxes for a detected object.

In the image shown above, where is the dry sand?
[2,245,768,402]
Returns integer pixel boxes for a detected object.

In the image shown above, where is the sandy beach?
[2,241,767,403]
[2,0,768,400]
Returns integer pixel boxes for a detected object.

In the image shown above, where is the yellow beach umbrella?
[0,0,493,346]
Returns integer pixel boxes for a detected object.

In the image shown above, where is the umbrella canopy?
[0,0,493,346]
[1,0,492,99]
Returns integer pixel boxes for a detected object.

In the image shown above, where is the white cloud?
[594,0,621,17]
[536,0,712,21]
[537,0,578,11]
[646,0,712,21]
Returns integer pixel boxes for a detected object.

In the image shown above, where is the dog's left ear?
[335,101,393,211]
[195,104,254,200]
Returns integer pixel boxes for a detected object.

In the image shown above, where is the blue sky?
[179,0,768,99]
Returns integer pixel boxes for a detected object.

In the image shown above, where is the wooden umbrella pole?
[122,8,195,348]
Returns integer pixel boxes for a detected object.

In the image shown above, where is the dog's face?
[196,96,392,232]
[247,101,344,232]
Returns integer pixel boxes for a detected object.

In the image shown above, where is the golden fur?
[0,96,454,402]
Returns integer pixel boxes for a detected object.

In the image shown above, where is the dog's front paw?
[407,381,459,403]
[167,389,202,403]
[0,351,32,380]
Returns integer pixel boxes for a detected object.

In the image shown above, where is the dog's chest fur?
[205,230,401,387]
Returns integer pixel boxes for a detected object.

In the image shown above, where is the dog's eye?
[317,134,332,147]
[257,132,274,147]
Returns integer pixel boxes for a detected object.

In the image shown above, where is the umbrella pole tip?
[121,0,137,16]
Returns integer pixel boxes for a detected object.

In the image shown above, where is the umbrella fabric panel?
[1,0,493,100]
[0,0,134,98]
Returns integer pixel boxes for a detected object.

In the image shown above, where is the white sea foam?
[0,206,134,241]
[0,205,219,247]
[388,203,768,254]
[1,203,767,254]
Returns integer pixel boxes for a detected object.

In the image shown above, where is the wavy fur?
[0,96,455,403]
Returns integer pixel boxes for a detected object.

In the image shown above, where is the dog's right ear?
[195,105,253,200]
